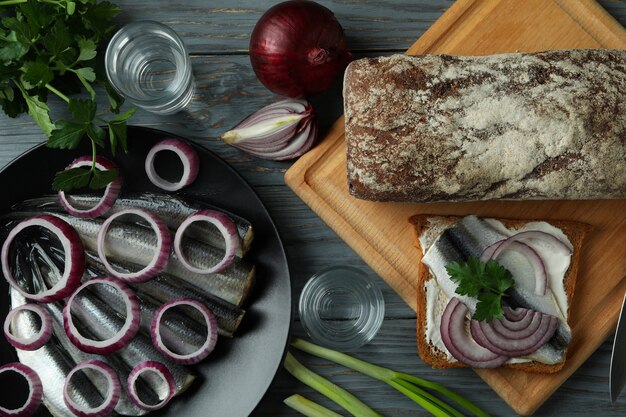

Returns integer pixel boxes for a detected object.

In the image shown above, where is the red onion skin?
[4,304,53,351]
[0,363,43,417]
[250,0,352,97]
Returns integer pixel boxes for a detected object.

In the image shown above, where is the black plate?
[0,126,292,416]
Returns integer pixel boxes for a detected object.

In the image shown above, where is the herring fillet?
[68,289,196,395]
[10,290,105,417]
[84,251,245,337]
[3,211,255,306]
[12,192,254,257]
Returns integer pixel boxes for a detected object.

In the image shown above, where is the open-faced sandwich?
[410,214,591,372]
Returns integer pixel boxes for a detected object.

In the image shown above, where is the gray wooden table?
[1,1,625,416]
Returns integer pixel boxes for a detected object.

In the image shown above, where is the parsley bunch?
[0,0,136,191]
[445,256,515,322]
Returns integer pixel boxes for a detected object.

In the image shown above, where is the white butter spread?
[422,218,573,364]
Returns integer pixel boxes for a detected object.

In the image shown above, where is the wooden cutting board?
[284,0,626,415]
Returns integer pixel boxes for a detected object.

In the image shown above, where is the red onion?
[63,360,121,417]
[4,304,53,351]
[503,306,530,322]
[64,277,140,354]
[174,210,240,274]
[97,209,171,282]
[145,139,199,192]
[0,363,43,417]
[151,298,218,364]
[127,361,175,410]
[58,156,122,218]
[222,99,317,160]
[482,240,548,295]
[1,215,85,302]
[470,313,558,357]
[249,0,352,98]
[439,297,509,368]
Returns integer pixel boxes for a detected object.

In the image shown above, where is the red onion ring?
[1,215,85,302]
[4,304,52,351]
[0,363,43,417]
[63,359,121,417]
[127,361,175,410]
[144,139,199,192]
[440,299,508,367]
[64,277,140,354]
[97,209,171,282]
[58,156,122,218]
[439,297,509,368]
[174,210,240,274]
[482,240,548,295]
[151,298,218,364]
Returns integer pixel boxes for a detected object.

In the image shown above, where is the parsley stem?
[45,83,70,104]
[0,0,27,5]
[91,139,97,172]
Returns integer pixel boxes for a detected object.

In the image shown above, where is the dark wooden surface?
[1,1,626,416]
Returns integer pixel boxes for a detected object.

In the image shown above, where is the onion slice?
[440,297,509,368]
[481,240,548,295]
[64,277,140,354]
[4,304,53,351]
[1,215,85,302]
[127,361,175,410]
[63,359,121,417]
[97,208,171,282]
[58,156,122,218]
[151,298,218,364]
[0,363,43,417]
[145,139,199,192]
[470,314,558,357]
[174,210,240,274]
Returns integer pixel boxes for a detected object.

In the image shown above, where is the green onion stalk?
[284,394,345,417]
[284,352,382,417]
[291,338,491,417]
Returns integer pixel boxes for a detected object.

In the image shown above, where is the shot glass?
[105,21,195,115]
[299,266,385,351]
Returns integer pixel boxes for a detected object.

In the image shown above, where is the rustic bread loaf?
[344,50,626,202]
[409,214,591,373]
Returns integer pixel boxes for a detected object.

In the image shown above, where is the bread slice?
[409,214,592,373]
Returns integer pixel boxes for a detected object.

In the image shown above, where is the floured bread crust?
[345,50,626,202]
[409,214,592,373]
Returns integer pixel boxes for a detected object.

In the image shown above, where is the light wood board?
[284,0,626,415]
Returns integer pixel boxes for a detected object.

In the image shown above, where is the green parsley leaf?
[86,122,106,147]
[68,97,96,123]
[104,81,124,113]
[21,90,54,136]
[76,37,96,62]
[73,66,95,82]
[66,2,77,15]
[44,20,71,57]
[52,166,91,191]
[89,167,118,189]
[48,120,86,149]
[108,120,127,155]
[22,59,54,88]
[81,1,121,41]
[445,256,515,322]
[0,30,29,63]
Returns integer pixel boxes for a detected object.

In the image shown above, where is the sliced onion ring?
[0,362,43,417]
[64,277,140,354]
[58,156,122,218]
[151,298,218,364]
[482,240,548,295]
[1,215,85,302]
[4,304,52,351]
[127,361,175,410]
[145,139,199,192]
[470,314,558,357]
[63,359,121,417]
[97,209,171,282]
[174,210,240,274]
[439,297,509,368]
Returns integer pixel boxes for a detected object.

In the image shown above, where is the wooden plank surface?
[284,0,626,415]
[0,1,625,416]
